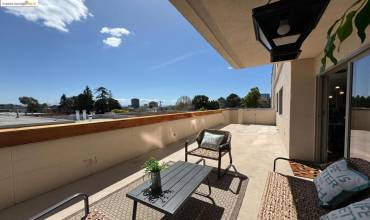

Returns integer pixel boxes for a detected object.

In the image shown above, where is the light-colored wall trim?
[0,110,222,148]
[228,109,276,125]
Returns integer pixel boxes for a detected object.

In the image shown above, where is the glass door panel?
[350,54,370,160]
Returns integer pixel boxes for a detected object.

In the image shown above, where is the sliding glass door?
[349,54,370,160]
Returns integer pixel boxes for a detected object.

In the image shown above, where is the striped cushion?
[200,132,224,150]
[320,198,370,220]
[314,159,370,208]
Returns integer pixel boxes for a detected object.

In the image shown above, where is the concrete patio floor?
[0,124,292,220]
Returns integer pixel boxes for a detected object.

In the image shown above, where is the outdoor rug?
[289,161,320,179]
[64,167,248,220]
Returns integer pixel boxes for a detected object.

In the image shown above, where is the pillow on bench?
[314,159,370,208]
[320,197,370,220]
[200,132,224,150]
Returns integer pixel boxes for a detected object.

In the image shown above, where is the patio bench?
[257,158,370,220]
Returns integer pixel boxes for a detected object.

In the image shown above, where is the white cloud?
[3,0,91,32]
[102,37,122,47]
[100,27,130,37]
[228,66,233,70]
[100,26,131,48]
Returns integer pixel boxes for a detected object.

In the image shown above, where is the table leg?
[206,177,212,196]
[132,201,137,220]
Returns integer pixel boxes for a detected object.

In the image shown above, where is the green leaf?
[355,0,370,43]
[327,20,339,38]
[320,56,327,73]
[325,35,338,65]
[337,11,356,42]
[321,56,326,66]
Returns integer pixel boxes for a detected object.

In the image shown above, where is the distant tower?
[149,101,159,108]
[131,98,140,109]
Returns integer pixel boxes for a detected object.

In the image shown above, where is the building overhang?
[170,0,355,69]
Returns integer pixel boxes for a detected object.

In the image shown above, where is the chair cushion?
[188,147,227,160]
[200,132,224,150]
[314,159,370,208]
[320,198,370,220]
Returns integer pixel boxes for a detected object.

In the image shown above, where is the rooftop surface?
[0,113,73,129]
[0,124,292,220]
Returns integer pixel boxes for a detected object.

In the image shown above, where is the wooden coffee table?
[126,160,212,219]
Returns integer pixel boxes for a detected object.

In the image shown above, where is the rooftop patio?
[0,124,291,220]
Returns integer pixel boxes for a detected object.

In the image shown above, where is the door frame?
[345,49,370,158]
[316,44,370,162]
[316,63,347,162]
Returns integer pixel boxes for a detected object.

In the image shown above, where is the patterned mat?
[64,168,248,220]
[289,162,320,179]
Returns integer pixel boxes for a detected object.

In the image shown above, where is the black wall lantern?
[252,0,330,62]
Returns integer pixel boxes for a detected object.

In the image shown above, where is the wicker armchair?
[258,157,370,220]
[185,129,232,178]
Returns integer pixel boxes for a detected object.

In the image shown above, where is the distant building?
[259,93,271,108]
[260,93,271,99]
[131,98,140,109]
[149,101,159,108]
[0,104,25,113]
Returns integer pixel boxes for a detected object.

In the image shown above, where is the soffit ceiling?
[170,0,355,69]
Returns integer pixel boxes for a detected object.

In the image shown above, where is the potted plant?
[143,157,167,192]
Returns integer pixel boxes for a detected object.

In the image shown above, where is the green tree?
[242,87,261,108]
[217,97,226,108]
[94,87,121,113]
[108,97,121,110]
[226,93,241,108]
[176,96,192,111]
[76,86,95,113]
[207,100,220,110]
[59,94,74,114]
[95,87,110,113]
[40,103,49,113]
[19,96,40,113]
[192,95,209,110]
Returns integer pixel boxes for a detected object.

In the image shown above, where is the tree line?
[18,86,270,114]
[176,87,270,111]
[352,95,370,108]
[59,86,121,114]
[19,86,121,114]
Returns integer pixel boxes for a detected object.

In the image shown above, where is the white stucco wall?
[0,109,274,210]
[274,62,291,154]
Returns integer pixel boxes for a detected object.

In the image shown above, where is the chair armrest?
[185,139,198,152]
[219,143,230,151]
[30,193,89,220]
[273,157,322,172]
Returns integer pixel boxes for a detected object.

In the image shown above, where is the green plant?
[143,157,167,173]
[321,0,369,72]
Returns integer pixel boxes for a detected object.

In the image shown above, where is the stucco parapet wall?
[0,110,223,148]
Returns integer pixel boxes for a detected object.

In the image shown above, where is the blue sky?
[0,0,272,106]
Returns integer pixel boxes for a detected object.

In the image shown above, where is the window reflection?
[350,54,370,160]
